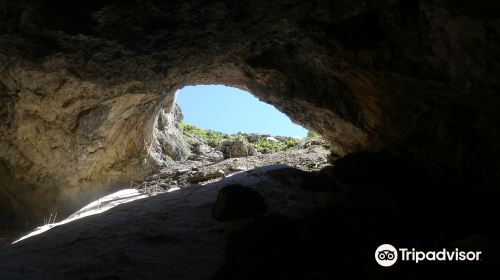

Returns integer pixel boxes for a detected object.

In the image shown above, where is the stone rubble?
[137,144,331,194]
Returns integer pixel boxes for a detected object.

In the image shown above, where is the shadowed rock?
[212,184,267,222]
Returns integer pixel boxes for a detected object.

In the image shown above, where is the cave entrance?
[11,85,329,245]
[174,84,315,161]
[155,83,330,183]
[176,85,308,137]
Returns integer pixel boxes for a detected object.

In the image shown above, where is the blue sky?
[176,85,308,137]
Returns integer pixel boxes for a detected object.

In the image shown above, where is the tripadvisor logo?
[375,244,482,267]
[375,244,398,267]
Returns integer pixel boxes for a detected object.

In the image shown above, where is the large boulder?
[218,140,257,159]
[212,184,267,221]
[188,141,224,162]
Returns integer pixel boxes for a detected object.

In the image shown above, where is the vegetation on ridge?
[179,122,324,154]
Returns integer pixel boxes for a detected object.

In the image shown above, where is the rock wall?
[0,58,187,227]
[1,0,500,227]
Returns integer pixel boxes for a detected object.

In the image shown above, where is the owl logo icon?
[375,244,398,267]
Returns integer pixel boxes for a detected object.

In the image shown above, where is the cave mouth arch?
[9,81,326,244]
[0,58,366,243]
[5,80,323,244]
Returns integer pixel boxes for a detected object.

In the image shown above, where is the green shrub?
[307,131,319,138]
[284,138,299,149]
[179,122,300,154]
[180,122,225,147]
[253,138,299,153]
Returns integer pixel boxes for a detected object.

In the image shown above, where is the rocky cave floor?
[137,143,331,195]
[0,144,331,245]
[0,134,332,249]
[0,147,499,279]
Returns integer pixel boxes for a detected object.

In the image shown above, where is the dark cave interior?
[0,0,500,279]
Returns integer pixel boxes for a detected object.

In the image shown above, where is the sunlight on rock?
[12,188,173,244]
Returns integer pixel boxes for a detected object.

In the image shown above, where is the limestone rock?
[0,165,336,279]
[188,142,224,162]
[187,169,225,184]
[218,140,256,159]
[136,143,331,193]
[300,136,329,149]
[152,103,190,162]
[246,134,262,143]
